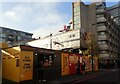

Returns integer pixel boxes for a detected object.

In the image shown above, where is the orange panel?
[61,53,69,76]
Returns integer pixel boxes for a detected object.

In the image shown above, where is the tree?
[82,32,99,56]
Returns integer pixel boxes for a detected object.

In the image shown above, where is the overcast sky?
[0,0,119,38]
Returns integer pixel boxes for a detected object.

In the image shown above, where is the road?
[74,69,120,83]
[2,69,120,84]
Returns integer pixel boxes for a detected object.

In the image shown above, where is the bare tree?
[83,32,99,56]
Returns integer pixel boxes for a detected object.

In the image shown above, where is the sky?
[0,0,119,38]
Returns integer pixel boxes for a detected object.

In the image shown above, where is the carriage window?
[43,55,54,66]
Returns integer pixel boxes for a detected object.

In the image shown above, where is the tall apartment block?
[72,1,120,64]
[0,26,33,47]
[107,2,120,26]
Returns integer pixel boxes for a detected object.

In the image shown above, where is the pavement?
[83,69,120,82]
[2,69,119,84]
[50,69,118,84]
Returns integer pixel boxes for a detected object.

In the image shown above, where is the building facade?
[0,26,33,46]
[72,1,120,63]
[27,1,120,64]
[96,2,120,62]
[107,2,120,26]
[27,29,86,52]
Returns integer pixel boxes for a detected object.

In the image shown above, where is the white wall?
[27,37,51,49]
[27,29,81,50]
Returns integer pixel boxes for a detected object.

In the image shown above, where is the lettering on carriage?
[63,55,68,72]
[23,56,31,69]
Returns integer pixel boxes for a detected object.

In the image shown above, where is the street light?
[90,23,96,71]
[50,33,52,49]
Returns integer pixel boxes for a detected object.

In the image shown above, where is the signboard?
[20,51,33,81]
[61,53,69,76]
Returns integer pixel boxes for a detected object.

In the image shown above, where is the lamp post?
[50,33,52,49]
[90,23,96,71]
[90,32,94,71]
[91,47,94,71]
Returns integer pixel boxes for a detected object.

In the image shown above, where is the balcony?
[99,44,109,50]
[98,35,108,40]
[97,17,106,23]
[99,54,110,58]
[97,25,107,32]
[96,9,105,14]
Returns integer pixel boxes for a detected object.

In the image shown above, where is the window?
[97,23,105,26]
[8,35,13,38]
[8,35,14,42]
[73,34,75,37]
[43,55,54,66]
[21,32,25,36]
[74,15,80,22]
[74,6,80,12]
[12,31,16,34]
[98,32,105,35]
[0,34,6,38]
[0,38,6,42]
[74,11,80,16]
[98,41,107,44]
[16,36,21,41]
[27,35,32,38]
[69,34,75,38]
[74,24,80,30]
[97,17,106,22]
[98,41,101,44]
[74,21,80,25]
[38,54,54,67]
[100,51,107,54]
[96,14,104,18]
[6,30,10,33]
[101,32,105,35]
[101,41,106,44]
[0,28,2,32]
